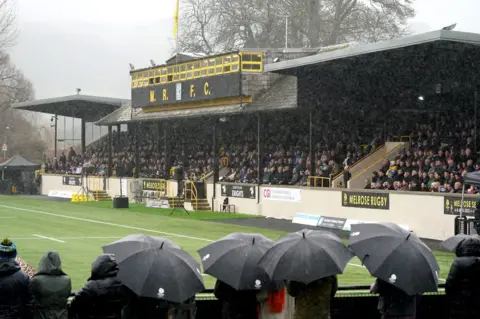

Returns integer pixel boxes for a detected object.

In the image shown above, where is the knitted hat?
[0,238,17,260]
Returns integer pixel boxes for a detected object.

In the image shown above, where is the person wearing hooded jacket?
[446,237,480,319]
[0,238,34,319]
[70,254,129,319]
[30,251,71,319]
[370,278,419,319]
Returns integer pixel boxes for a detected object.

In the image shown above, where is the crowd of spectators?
[45,112,381,185]
[46,109,480,194]
[369,112,479,193]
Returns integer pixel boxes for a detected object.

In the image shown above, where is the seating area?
[370,111,478,193]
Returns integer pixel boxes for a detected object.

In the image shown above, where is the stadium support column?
[157,122,162,154]
[107,125,112,177]
[81,118,86,154]
[212,120,218,210]
[309,111,317,186]
[475,89,478,152]
[164,123,171,178]
[257,113,264,186]
[134,123,140,178]
[257,113,264,204]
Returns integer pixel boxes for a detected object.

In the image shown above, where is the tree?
[0,0,45,161]
[177,0,415,53]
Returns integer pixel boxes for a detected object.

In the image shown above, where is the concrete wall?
[42,175,465,241]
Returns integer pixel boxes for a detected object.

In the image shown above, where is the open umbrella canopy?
[441,234,480,252]
[258,229,354,284]
[102,234,180,262]
[348,222,439,295]
[198,233,274,290]
[117,243,205,303]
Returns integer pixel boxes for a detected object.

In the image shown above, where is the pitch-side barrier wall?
[214,182,477,241]
[41,175,474,241]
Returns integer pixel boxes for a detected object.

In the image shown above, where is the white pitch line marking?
[1,204,450,283]
[11,236,123,240]
[32,234,66,243]
[0,205,214,243]
[347,262,447,282]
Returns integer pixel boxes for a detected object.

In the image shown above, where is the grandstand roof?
[95,75,297,125]
[12,94,130,122]
[266,29,480,74]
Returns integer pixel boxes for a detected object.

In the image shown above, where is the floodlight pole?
[285,16,288,49]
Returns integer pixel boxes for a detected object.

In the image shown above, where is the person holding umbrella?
[348,223,440,319]
[445,236,480,319]
[103,235,203,319]
[258,229,354,319]
[198,233,275,319]
[70,254,130,319]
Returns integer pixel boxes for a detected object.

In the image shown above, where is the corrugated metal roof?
[266,30,480,73]
[95,75,297,125]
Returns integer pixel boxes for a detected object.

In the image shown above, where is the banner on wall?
[263,188,301,202]
[292,213,320,226]
[62,176,82,186]
[444,196,477,216]
[342,219,409,232]
[221,184,256,199]
[342,191,389,210]
[318,216,347,230]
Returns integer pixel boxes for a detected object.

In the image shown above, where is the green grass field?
[0,195,455,291]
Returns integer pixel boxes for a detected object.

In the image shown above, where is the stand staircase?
[92,190,112,201]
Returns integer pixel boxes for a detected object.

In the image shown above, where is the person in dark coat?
[70,254,129,319]
[213,280,258,319]
[287,276,337,319]
[370,278,418,319]
[445,237,480,319]
[30,251,71,319]
[122,296,171,319]
[0,238,33,319]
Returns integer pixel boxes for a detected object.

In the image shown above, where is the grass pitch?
[0,196,454,291]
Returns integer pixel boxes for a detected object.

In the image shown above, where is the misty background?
[7,0,480,150]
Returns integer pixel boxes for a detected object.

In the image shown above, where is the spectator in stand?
[30,251,71,319]
[0,238,33,319]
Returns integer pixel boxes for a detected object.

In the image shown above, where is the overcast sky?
[9,0,480,100]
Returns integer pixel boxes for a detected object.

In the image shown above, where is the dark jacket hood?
[0,259,20,277]
[35,250,66,276]
[90,254,119,280]
[456,237,480,257]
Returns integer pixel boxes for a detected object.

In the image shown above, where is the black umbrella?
[258,229,354,284]
[102,234,180,262]
[198,233,274,290]
[117,243,205,303]
[348,222,439,295]
[441,234,480,252]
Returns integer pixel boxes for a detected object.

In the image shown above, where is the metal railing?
[184,180,199,210]
[391,135,412,149]
[307,176,331,187]
[330,145,384,184]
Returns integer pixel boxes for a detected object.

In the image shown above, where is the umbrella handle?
[361,254,369,266]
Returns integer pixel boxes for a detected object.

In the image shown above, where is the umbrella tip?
[252,237,255,245]
[406,233,411,240]
[160,242,164,249]
[302,232,306,239]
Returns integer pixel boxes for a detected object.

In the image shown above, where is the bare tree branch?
[178,0,415,52]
